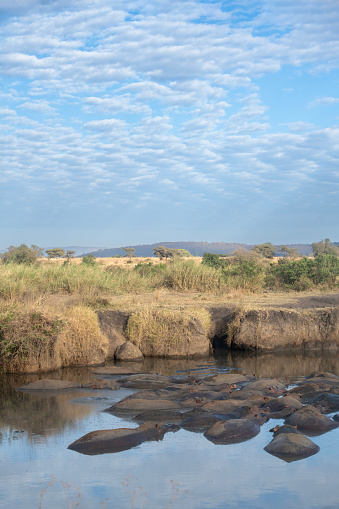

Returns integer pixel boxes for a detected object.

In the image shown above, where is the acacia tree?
[66,250,75,261]
[122,247,136,258]
[312,239,339,257]
[280,246,300,258]
[45,248,65,259]
[153,246,191,259]
[251,242,275,259]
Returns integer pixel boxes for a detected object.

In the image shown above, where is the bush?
[268,254,339,290]
[1,244,43,265]
[252,242,275,259]
[82,254,96,265]
[223,258,264,291]
[312,239,339,257]
[201,253,228,269]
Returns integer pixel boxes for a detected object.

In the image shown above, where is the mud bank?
[2,294,339,374]
[98,297,339,360]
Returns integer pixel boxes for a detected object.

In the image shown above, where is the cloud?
[311,97,339,106]
[18,99,55,113]
[1,0,339,244]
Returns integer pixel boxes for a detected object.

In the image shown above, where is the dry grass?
[56,305,108,367]
[126,307,211,354]
[0,303,108,373]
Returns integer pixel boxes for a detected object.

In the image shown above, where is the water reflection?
[218,350,339,380]
[1,351,339,509]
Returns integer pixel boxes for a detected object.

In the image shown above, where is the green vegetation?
[122,247,136,258]
[1,244,43,265]
[153,246,192,259]
[252,242,276,259]
[280,245,300,258]
[45,248,65,259]
[1,239,339,373]
[268,254,339,290]
[81,254,96,265]
[312,238,339,257]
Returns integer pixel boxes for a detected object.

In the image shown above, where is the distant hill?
[83,241,319,258]
[45,246,107,257]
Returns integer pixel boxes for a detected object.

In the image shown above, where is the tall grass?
[0,259,227,303]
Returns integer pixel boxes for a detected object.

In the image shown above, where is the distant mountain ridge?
[82,241,324,258]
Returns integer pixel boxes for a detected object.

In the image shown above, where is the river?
[1,351,339,509]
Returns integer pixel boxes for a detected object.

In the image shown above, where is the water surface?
[1,351,339,509]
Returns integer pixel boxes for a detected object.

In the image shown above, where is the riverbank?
[1,258,339,373]
[2,287,339,373]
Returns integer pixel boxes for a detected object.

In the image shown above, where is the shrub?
[312,239,339,257]
[82,254,96,265]
[201,252,228,269]
[251,242,275,259]
[223,258,265,291]
[1,244,43,265]
[268,254,339,290]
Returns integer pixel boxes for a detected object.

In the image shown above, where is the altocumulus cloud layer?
[0,0,339,246]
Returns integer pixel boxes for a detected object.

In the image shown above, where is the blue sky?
[1,0,339,248]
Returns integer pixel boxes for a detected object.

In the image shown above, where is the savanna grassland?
[1,251,339,373]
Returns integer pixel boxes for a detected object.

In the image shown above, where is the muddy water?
[1,351,339,509]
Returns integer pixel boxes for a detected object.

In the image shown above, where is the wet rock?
[204,419,260,444]
[17,379,82,391]
[115,342,144,362]
[285,405,339,435]
[97,310,130,359]
[68,422,175,455]
[264,433,320,462]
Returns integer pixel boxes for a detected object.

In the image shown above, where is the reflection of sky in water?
[1,391,339,509]
[1,354,339,509]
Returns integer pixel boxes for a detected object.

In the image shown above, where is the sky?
[1,0,339,248]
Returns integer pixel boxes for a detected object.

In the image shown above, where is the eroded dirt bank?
[98,293,339,359]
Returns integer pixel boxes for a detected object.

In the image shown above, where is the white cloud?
[311,97,339,106]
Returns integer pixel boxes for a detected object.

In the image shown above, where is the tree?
[252,242,275,259]
[312,239,339,257]
[65,250,75,261]
[122,247,136,258]
[1,244,43,265]
[153,246,171,259]
[45,248,65,259]
[280,246,300,258]
[153,246,191,259]
[82,254,96,265]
